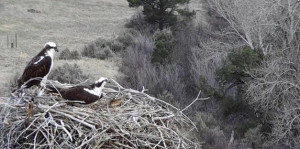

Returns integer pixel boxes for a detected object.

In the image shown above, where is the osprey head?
[44,42,59,52]
[95,77,108,88]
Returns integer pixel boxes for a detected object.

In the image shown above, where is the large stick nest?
[0,80,200,149]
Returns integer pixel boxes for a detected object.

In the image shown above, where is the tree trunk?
[158,0,164,30]
[159,20,164,30]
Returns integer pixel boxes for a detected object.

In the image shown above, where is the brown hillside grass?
[0,0,135,95]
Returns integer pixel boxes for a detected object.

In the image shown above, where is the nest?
[0,80,200,149]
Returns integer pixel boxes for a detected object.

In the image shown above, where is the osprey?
[16,42,59,93]
[53,77,108,104]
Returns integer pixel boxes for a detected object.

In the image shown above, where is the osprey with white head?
[52,77,109,104]
[14,42,59,95]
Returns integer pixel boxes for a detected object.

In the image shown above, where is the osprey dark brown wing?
[17,56,52,88]
[59,86,100,104]
[48,77,108,104]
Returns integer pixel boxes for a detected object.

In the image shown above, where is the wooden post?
[7,34,9,48]
[11,34,14,48]
[15,33,17,48]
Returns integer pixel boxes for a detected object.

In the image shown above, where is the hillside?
[0,0,135,95]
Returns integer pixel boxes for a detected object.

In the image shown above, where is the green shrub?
[125,12,150,33]
[151,41,170,64]
[82,43,96,58]
[157,90,174,104]
[82,39,114,59]
[110,41,124,52]
[197,76,222,98]
[94,47,114,60]
[151,30,174,65]
[116,30,138,48]
[244,125,263,148]
[194,112,219,129]
[201,127,227,149]
[221,98,250,117]
[193,112,227,149]
[59,48,81,60]
[216,47,263,85]
[236,120,258,137]
[118,33,134,47]
[49,63,89,84]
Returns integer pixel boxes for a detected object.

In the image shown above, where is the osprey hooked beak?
[54,47,59,52]
[45,42,59,52]
[95,77,109,87]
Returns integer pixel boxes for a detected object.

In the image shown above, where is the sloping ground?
[0,0,135,51]
[55,57,124,81]
[0,0,135,95]
[0,80,199,148]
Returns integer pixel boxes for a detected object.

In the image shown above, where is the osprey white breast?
[15,42,59,90]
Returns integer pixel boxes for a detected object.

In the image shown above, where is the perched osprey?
[16,42,59,92]
[53,77,108,104]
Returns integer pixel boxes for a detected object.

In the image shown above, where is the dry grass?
[0,0,135,95]
[0,79,200,148]
[0,0,135,52]
[56,57,123,80]
[0,0,205,96]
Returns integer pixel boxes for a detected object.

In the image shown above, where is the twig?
[48,108,96,131]
[181,90,210,113]
[0,79,199,148]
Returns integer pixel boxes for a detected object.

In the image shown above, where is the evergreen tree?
[127,0,193,30]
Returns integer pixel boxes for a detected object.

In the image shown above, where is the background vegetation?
[119,0,300,148]
[1,0,299,148]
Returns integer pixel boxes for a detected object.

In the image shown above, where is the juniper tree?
[127,0,194,30]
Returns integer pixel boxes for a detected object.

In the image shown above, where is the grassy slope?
[0,0,135,95]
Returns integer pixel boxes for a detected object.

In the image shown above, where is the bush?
[8,72,20,91]
[193,112,227,149]
[120,34,188,106]
[197,76,222,98]
[202,127,228,149]
[110,41,124,52]
[49,63,89,84]
[82,39,114,59]
[184,23,227,98]
[120,34,154,88]
[94,47,114,60]
[59,48,81,60]
[125,11,153,34]
[151,29,175,65]
[82,43,96,58]
[221,98,250,117]
[244,125,263,148]
[216,47,263,85]
[116,29,138,48]
[151,40,170,65]
[194,112,219,129]
[120,34,155,79]
[236,120,258,137]
[157,90,174,104]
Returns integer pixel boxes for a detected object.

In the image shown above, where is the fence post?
[7,34,9,48]
[6,33,18,48]
[15,33,17,48]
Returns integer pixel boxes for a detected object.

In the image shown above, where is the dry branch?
[0,79,200,149]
